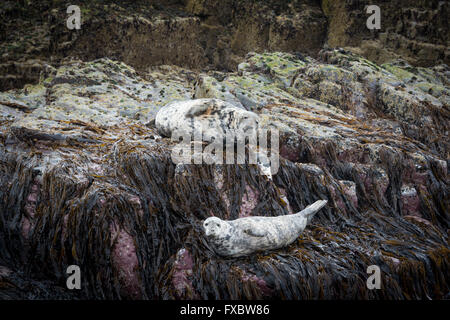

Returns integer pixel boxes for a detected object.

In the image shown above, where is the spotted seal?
[203,200,328,257]
[155,98,259,142]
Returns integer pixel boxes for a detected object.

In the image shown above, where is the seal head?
[203,217,230,239]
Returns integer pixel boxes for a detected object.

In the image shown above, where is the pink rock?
[354,164,389,197]
[401,185,421,217]
[172,248,199,299]
[402,159,429,185]
[280,143,300,162]
[213,172,260,218]
[239,185,259,218]
[110,221,142,299]
[328,178,358,214]
[311,151,327,168]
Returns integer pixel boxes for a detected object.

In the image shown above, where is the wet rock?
[172,248,199,299]
[401,185,421,217]
[110,222,142,299]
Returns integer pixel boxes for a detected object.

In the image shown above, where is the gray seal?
[203,200,328,257]
[155,98,259,143]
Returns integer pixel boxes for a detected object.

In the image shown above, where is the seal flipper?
[243,227,267,237]
[296,200,328,223]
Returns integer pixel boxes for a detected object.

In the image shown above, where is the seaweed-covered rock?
[0,50,448,300]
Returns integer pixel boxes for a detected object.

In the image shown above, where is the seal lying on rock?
[155,98,259,142]
[203,200,327,257]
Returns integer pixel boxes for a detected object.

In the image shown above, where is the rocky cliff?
[1,0,448,91]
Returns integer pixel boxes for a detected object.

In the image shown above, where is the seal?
[203,200,327,257]
[155,98,259,142]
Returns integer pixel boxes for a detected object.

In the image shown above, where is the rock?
[322,0,449,66]
[1,0,448,93]
[401,185,421,217]
[0,49,448,300]
[110,221,142,299]
[171,248,199,299]
[239,185,260,218]
[0,0,328,92]
[339,180,358,209]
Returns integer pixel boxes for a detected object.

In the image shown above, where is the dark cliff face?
[322,0,449,67]
[1,0,448,91]
[0,0,328,91]
[0,1,449,300]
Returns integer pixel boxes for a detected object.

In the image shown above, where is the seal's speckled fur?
[203,200,328,257]
[155,98,259,142]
